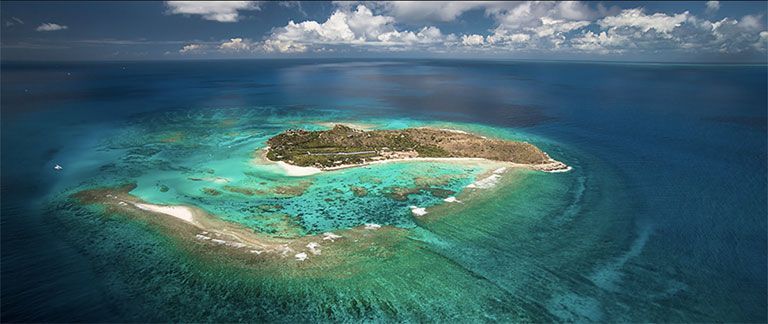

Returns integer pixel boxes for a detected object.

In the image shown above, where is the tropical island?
[265,124,569,172]
[69,124,571,265]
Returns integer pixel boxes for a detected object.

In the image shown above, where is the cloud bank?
[166,1,261,22]
[171,1,767,60]
[35,23,68,32]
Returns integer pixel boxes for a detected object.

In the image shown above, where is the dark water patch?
[361,73,459,87]
[704,115,768,130]
[197,79,275,89]
[383,94,555,127]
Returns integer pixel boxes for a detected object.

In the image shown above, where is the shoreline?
[275,160,324,176]
[261,125,570,176]
[77,186,401,262]
[262,146,570,177]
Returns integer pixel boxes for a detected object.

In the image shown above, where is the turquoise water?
[62,108,498,234]
[2,60,765,322]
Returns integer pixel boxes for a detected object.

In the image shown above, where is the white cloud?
[508,33,531,43]
[705,1,720,14]
[465,1,596,51]
[179,43,204,54]
[451,4,766,56]
[708,15,767,53]
[461,34,485,46]
[262,39,307,53]
[263,4,447,52]
[370,1,487,22]
[756,31,768,51]
[533,17,590,37]
[490,1,597,30]
[556,1,596,20]
[737,14,764,31]
[36,23,68,31]
[276,12,357,44]
[367,1,596,24]
[179,38,258,54]
[377,26,445,45]
[166,1,260,22]
[171,1,768,58]
[320,1,764,58]
[599,8,689,34]
[218,38,254,52]
[485,32,530,45]
[571,31,631,53]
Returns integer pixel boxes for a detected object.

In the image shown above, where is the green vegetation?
[266,124,550,168]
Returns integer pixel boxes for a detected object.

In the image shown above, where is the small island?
[266,125,569,172]
[69,124,571,267]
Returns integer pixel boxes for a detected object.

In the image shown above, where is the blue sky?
[1,1,766,62]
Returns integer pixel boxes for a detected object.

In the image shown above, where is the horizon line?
[2,57,767,66]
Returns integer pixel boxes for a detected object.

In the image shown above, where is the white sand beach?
[276,161,322,176]
[271,155,570,176]
[133,202,199,225]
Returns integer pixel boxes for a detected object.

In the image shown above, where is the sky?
[1,1,766,62]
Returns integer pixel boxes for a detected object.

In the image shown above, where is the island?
[69,124,571,266]
[265,124,569,172]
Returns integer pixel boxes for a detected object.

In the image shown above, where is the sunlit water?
[2,60,765,322]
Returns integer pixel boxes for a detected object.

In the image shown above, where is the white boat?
[53,164,63,171]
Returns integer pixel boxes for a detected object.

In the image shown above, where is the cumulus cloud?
[452,2,766,57]
[363,1,596,24]
[467,2,596,50]
[555,1,596,20]
[489,1,596,30]
[377,26,446,45]
[737,14,764,31]
[756,31,768,51]
[707,15,768,53]
[534,17,591,37]
[259,1,767,58]
[218,38,255,52]
[598,8,689,34]
[571,31,631,53]
[263,4,448,53]
[179,43,204,54]
[262,39,307,53]
[166,1,768,59]
[369,1,487,22]
[461,34,485,46]
[36,23,68,31]
[166,1,260,22]
[178,38,259,54]
[486,33,530,45]
[705,1,720,14]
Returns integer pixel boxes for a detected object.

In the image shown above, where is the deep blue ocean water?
[2,59,766,322]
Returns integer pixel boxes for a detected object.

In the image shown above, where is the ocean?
[1,59,766,322]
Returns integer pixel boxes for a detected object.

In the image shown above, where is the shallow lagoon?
[74,108,527,234]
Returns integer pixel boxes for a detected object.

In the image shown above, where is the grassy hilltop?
[266,125,551,168]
